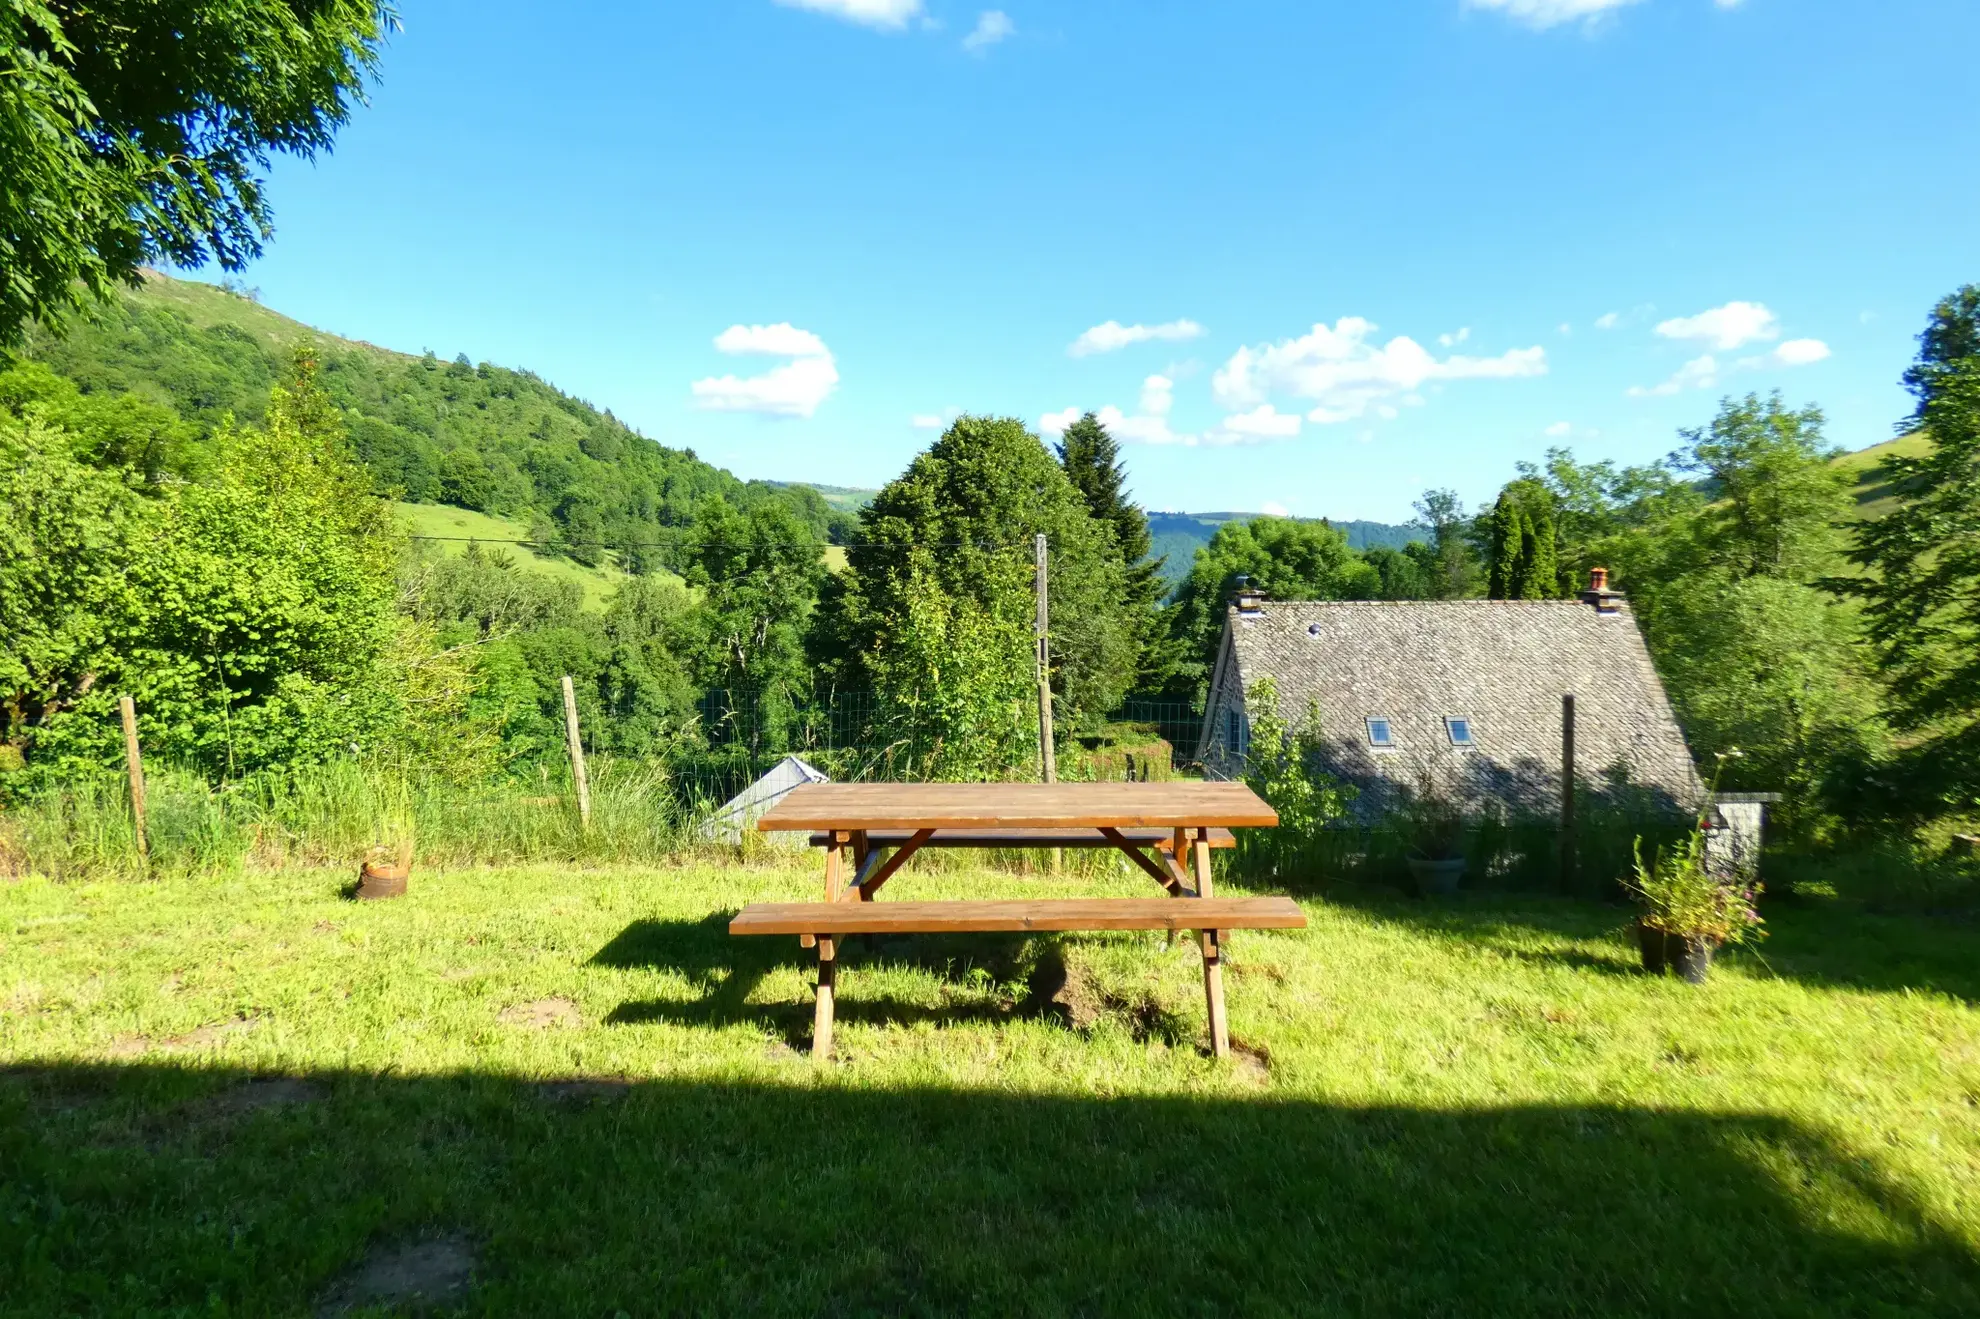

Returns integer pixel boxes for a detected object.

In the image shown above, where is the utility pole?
[1035,534,1060,873]
[1561,693,1577,892]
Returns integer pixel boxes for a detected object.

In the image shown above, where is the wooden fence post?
[561,675,592,830]
[1035,534,1060,873]
[118,696,149,863]
[1561,692,1577,891]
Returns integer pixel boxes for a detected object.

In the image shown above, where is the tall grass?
[0,757,704,881]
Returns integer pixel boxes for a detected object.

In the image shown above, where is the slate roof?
[1209,600,1704,819]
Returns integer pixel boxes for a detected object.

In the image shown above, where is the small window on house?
[1225,708,1251,758]
[1366,717,1394,748]
[1445,716,1474,747]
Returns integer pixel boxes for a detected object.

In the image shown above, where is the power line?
[405,533,1053,551]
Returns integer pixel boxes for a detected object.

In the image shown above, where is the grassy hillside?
[1834,432,1932,521]
[395,502,634,610]
[765,480,876,514]
[28,272,851,561]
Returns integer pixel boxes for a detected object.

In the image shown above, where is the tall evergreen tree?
[1054,411,1173,692]
[1849,285,1980,807]
[1486,479,1561,599]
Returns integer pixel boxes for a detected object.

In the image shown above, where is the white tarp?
[700,755,829,845]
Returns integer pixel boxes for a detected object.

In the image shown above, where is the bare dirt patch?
[160,1015,260,1052]
[105,1033,150,1058]
[498,997,580,1029]
[1026,955,1187,1046]
[316,1234,476,1316]
[1228,1038,1272,1086]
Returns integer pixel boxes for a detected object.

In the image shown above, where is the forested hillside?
[24,271,854,567]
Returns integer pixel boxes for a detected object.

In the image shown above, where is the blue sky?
[219,0,1979,521]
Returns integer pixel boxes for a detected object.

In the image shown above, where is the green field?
[4,859,1977,1314]
[396,502,637,610]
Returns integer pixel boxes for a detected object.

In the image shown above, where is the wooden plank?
[760,782,1278,833]
[1097,827,1190,896]
[814,936,836,1060]
[804,827,1237,850]
[730,896,1305,936]
[837,827,935,903]
[1192,829,1229,1058]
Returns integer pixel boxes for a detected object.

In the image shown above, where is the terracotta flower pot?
[356,839,413,900]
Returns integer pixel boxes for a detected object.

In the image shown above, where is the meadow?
[4,855,1978,1315]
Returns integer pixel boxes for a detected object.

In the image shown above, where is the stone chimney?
[1232,574,1266,620]
[1580,566,1622,615]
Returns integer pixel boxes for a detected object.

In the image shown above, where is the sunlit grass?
[4,860,1978,1313]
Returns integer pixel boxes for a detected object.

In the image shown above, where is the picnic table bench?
[734,782,1298,1060]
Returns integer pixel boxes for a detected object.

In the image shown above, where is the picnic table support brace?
[841,828,935,903]
[1098,827,1193,897]
[1193,829,1229,1057]
[814,936,836,1060]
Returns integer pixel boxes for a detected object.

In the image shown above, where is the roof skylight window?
[1366,717,1394,748]
[1445,716,1474,747]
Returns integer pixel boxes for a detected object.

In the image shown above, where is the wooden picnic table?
[744,781,1290,1060]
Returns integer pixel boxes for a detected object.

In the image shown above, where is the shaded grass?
[3,860,1979,1313]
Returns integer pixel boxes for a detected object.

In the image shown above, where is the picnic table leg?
[1192,827,1230,1058]
[824,830,848,901]
[814,935,836,1060]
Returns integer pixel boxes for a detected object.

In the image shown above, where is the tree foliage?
[0,1,392,348]
[1162,516,1379,704]
[1850,285,1980,809]
[838,416,1137,724]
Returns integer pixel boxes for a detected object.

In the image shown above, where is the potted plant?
[1626,831,1764,982]
[1398,788,1468,897]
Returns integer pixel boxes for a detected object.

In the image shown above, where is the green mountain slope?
[1833,432,1931,521]
[26,272,851,567]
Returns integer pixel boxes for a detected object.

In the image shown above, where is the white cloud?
[1544,421,1573,437]
[1068,318,1205,357]
[1139,374,1174,417]
[1213,317,1547,424]
[1041,401,1195,447]
[1213,405,1302,442]
[1594,311,1621,330]
[961,9,1013,52]
[1260,501,1291,517]
[1771,338,1831,367]
[1655,301,1780,351]
[713,322,827,357]
[911,408,961,430]
[1465,0,1644,30]
[774,0,922,29]
[1627,353,1719,398]
[1438,327,1471,348]
[690,322,839,418]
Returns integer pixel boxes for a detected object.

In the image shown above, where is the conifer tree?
[1055,411,1173,690]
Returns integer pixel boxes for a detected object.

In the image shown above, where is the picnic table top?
[756,781,1278,832]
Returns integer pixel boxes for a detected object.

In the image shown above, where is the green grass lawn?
[4,859,1979,1314]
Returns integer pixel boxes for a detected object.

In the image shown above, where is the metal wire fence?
[664,690,1205,803]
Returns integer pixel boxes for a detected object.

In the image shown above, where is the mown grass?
[395,501,639,609]
[4,857,1979,1315]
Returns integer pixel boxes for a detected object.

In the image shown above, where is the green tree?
[1,1,393,348]
[683,495,826,753]
[1055,410,1174,693]
[1485,479,1561,599]
[1410,488,1480,599]
[1162,516,1380,705]
[1673,393,1846,580]
[838,416,1137,730]
[1849,286,1980,809]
